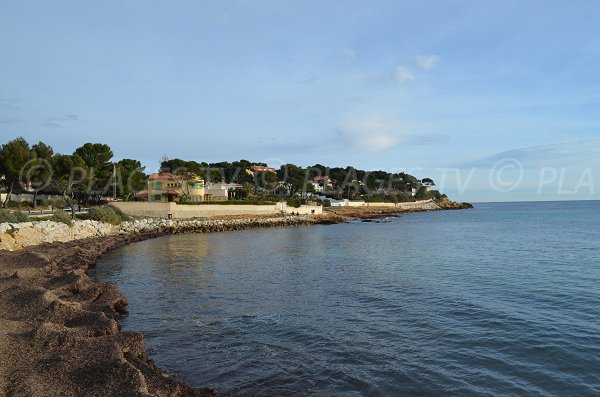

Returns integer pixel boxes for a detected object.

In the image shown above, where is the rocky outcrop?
[435,199,474,210]
[0,220,117,251]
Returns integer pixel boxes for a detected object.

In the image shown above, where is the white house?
[204,182,242,201]
[310,176,334,193]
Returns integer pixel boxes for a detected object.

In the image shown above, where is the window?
[153,182,161,189]
[153,195,162,201]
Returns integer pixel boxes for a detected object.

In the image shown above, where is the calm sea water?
[93,201,600,396]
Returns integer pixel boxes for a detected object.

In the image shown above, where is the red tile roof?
[148,172,176,181]
[248,166,277,173]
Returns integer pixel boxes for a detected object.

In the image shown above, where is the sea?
[92,201,600,396]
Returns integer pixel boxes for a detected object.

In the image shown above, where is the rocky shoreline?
[315,199,473,224]
[0,203,472,396]
[0,216,316,397]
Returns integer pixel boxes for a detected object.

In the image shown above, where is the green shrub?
[51,211,73,226]
[37,199,49,207]
[0,209,30,223]
[87,205,128,225]
[110,205,131,221]
[286,198,302,208]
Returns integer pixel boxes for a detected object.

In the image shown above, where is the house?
[310,176,334,193]
[204,182,243,201]
[246,165,277,176]
[147,172,205,202]
[134,190,148,201]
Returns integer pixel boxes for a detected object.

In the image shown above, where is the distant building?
[310,176,334,193]
[147,172,205,202]
[246,165,277,176]
[204,182,243,201]
[134,189,148,201]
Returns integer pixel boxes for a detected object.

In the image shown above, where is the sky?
[1,0,600,202]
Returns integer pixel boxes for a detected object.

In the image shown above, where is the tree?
[28,141,55,208]
[421,177,435,186]
[73,143,113,197]
[0,137,34,207]
[116,159,146,199]
[277,164,308,197]
[160,158,188,173]
[174,172,204,202]
[415,186,433,200]
[254,171,279,195]
[51,154,88,218]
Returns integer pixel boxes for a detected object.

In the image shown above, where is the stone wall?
[326,199,434,209]
[109,201,322,218]
[364,199,436,209]
[1,192,65,203]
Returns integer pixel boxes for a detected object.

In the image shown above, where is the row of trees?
[160,158,440,201]
[0,137,146,210]
[1,136,442,210]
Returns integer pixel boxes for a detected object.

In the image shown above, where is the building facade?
[204,182,242,201]
[147,172,205,202]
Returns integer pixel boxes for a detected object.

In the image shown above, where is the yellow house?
[147,172,205,202]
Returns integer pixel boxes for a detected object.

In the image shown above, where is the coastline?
[0,216,316,396]
[0,203,471,396]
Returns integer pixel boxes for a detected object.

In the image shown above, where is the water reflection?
[95,203,600,397]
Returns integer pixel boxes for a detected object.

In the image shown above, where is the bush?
[86,205,129,225]
[51,211,73,226]
[286,198,302,208]
[0,209,30,223]
[110,205,131,222]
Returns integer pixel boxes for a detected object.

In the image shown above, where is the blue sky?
[1,0,599,201]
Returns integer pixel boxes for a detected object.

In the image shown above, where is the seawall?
[109,201,322,218]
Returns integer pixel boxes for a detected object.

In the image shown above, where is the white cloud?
[394,66,416,83]
[336,118,398,151]
[415,54,440,70]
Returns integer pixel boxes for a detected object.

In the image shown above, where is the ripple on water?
[93,202,600,396]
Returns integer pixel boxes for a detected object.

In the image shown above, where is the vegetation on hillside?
[0,137,448,213]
